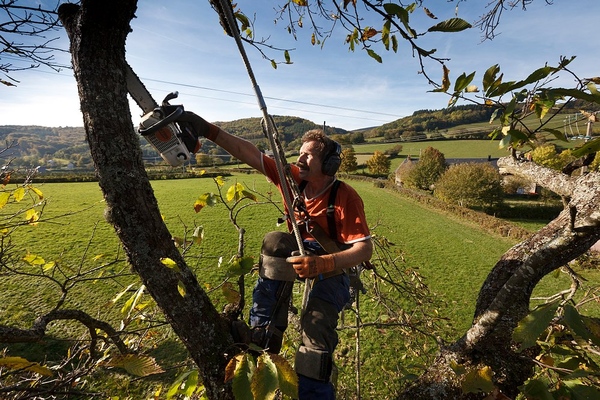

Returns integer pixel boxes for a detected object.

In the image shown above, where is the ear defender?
[322,141,342,176]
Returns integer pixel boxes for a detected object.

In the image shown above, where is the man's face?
[296,140,324,181]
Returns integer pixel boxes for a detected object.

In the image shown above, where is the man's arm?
[178,112,264,173]
[288,238,373,279]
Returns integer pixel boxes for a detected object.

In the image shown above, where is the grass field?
[3,164,596,397]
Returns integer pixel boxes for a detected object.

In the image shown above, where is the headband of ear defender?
[321,140,342,176]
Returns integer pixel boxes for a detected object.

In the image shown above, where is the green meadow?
[5,172,577,335]
[4,139,595,397]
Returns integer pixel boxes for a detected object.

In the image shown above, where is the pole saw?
[125,63,200,167]
[209,0,313,313]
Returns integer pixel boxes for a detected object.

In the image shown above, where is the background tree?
[434,162,504,209]
[365,150,390,176]
[403,146,447,191]
[339,146,358,173]
[530,144,576,171]
[0,1,68,85]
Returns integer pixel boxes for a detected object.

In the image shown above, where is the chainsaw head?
[139,109,193,167]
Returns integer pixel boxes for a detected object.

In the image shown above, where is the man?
[176,112,372,399]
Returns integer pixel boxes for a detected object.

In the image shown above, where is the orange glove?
[287,253,336,279]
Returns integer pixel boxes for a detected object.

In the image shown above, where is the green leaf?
[564,304,600,346]
[228,354,254,400]
[506,129,529,143]
[391,35,398,52]
[489,109,500,124]
[453,71,476,93]
[571,137,600,158]
[428,18,472,33]
[483,64,500,93]
[564,379,600,400]
[252,353,279,400]
[270,353,298,398]
[241,190,257,202]
[194,192,218,213]
[228,256,255,275]
[284,50,291,64]
[541,128,568,142]
[235,13,251,32]
[499,134,512,149]
[167,370,193,399]
[512,300,560,351]
[367,49,382,63]
[382,4,414,38]
[519,379,554,400]
[382,20,391,50]
[548,88,600,104]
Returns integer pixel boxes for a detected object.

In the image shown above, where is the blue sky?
[1,0,598,131]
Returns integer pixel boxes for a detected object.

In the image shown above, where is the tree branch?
[0,308,128,354]
[497,156,575,197]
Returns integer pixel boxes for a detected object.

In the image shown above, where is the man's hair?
[301,129,336,161]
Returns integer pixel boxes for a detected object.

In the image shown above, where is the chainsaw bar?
[125,62,193,167]
[125,62,158,114]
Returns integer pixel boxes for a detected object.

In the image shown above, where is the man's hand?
[287,253,336,278]
[176,111,220,142]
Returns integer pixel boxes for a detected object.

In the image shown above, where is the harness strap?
[327,180,341,242]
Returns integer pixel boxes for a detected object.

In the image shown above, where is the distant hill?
[1,100,594,169]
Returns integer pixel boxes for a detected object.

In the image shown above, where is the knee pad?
[295,346,332,381]
[259,232,296,281]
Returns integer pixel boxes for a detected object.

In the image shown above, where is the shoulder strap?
[327,180,341,241]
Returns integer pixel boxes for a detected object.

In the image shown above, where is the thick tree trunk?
[401,156,600,399]
[58,2,234,398]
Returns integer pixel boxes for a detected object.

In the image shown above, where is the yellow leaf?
[0,192,10,208]
[222,282,241,304]
[28,185,44,200]
[193,226,204,246]
[461,365,495,394]
[160,257,178,269]
[177,280,187,297]
[214,176,226,187]
[0,356,53,376]
[43,261,56,272]
[25,208,40,224]
[13,187,25,202]
[105,354,164,377]
[23,253,45,265]
[441,65,451,92]
[226,183,244,202]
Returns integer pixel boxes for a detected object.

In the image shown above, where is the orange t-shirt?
[262,155,370,245]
